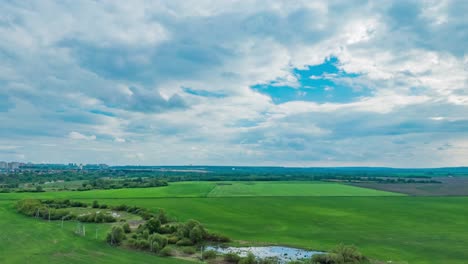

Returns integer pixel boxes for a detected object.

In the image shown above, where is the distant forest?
[1,166,466,191]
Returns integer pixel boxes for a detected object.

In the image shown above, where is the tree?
[122,223,131,233]
[106,226,125,246]
[157,209,168,224]
[146,218,161,234]
[92,200,99,208]
[148,233,168,252]
[189,225,205,243]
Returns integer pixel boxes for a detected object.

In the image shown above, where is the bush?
[106,226,125,246]
[92,200,99,208]
[224,252,241,263]
[157,209,169,224]
[239,252,256,264]
[70,201,88,207]
[202,250,217,260]
[167,235,179,244]
[159,224,177,234]
[311,244,368,264]
[146,218,161,234]
[206,232,231,242]
[113,204,128,211]
[149,233,168,252]
[181,246,197,255]
[122,223,131,233]
[176,238,193,246]
[189,225,205,243]
[258,257,280,264]
[136,239,150,250]
[159,246,174,257]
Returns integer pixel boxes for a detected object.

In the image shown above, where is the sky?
[0,0,467,167]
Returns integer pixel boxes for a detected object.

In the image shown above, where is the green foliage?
[205,232,231,242]
[202,249,217,260]
[176,238,193,246]
[149,233,168,252]
[167,235,179,244]
[258,257,280,264]
[157,209,169,224]
[224,252,241,263]
[181,246,196,255]
[189,225,205,243]
[122,223,131,233]
[106,226,125,246]
[92,200,99,208]
[76,212,116,223]
[159,246,174,257]
[1,200,193,264]
[176,219,207,243]
[311,245,368,264]
[239,252,257,264]
[146,218,161,234]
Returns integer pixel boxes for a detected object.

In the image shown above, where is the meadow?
[0,181,402,200]
[1,181,467,264]
[0,201,192,264]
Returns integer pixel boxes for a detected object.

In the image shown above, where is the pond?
[205,245,323,263]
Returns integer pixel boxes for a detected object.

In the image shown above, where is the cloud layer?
[0,0,467,167]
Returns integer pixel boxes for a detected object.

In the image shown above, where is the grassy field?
[207,181,402,197]
[0,182,217,200]
[0,201,193,264]
[0,181,466,264]
[96,196,468,264]
[0,181,402,200]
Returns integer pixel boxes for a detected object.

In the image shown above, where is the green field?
[0,181,466,264]
[0,181,402,200]
[207,181,402,197]
[0,201,193,264]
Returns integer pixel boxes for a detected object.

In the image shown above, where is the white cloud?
[68,131,96,141]
[0,0,466,166]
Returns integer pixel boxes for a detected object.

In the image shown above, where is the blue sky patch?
[252,57,371,104]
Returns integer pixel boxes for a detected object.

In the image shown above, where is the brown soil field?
[351,177,468,196]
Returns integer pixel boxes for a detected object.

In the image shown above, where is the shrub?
[258,257,280,264]
[159,224,177,234]
[70,201,88,207]
[106,226,125,246]
[311,244,368,264]
[331,244,367,263]
[157,209,169,224]
[159,246,174,257]
[136,239,150,250]
[146,218,161,234]
[189,225,205,243]
[181,246,197,255]
[206,232,231,242]
[202,250,217,260]
[113,204,128,211]
[176,238,193,246]
[92,200,99,208]
[149,233,168,252]
[167,235,179,244]
[224,252,241,263]
[239,252,257,264]
[122,223,131,233]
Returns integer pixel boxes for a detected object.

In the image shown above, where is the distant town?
[0,161,109,173]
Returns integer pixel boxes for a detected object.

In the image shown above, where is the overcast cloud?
[0,0,467,167]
